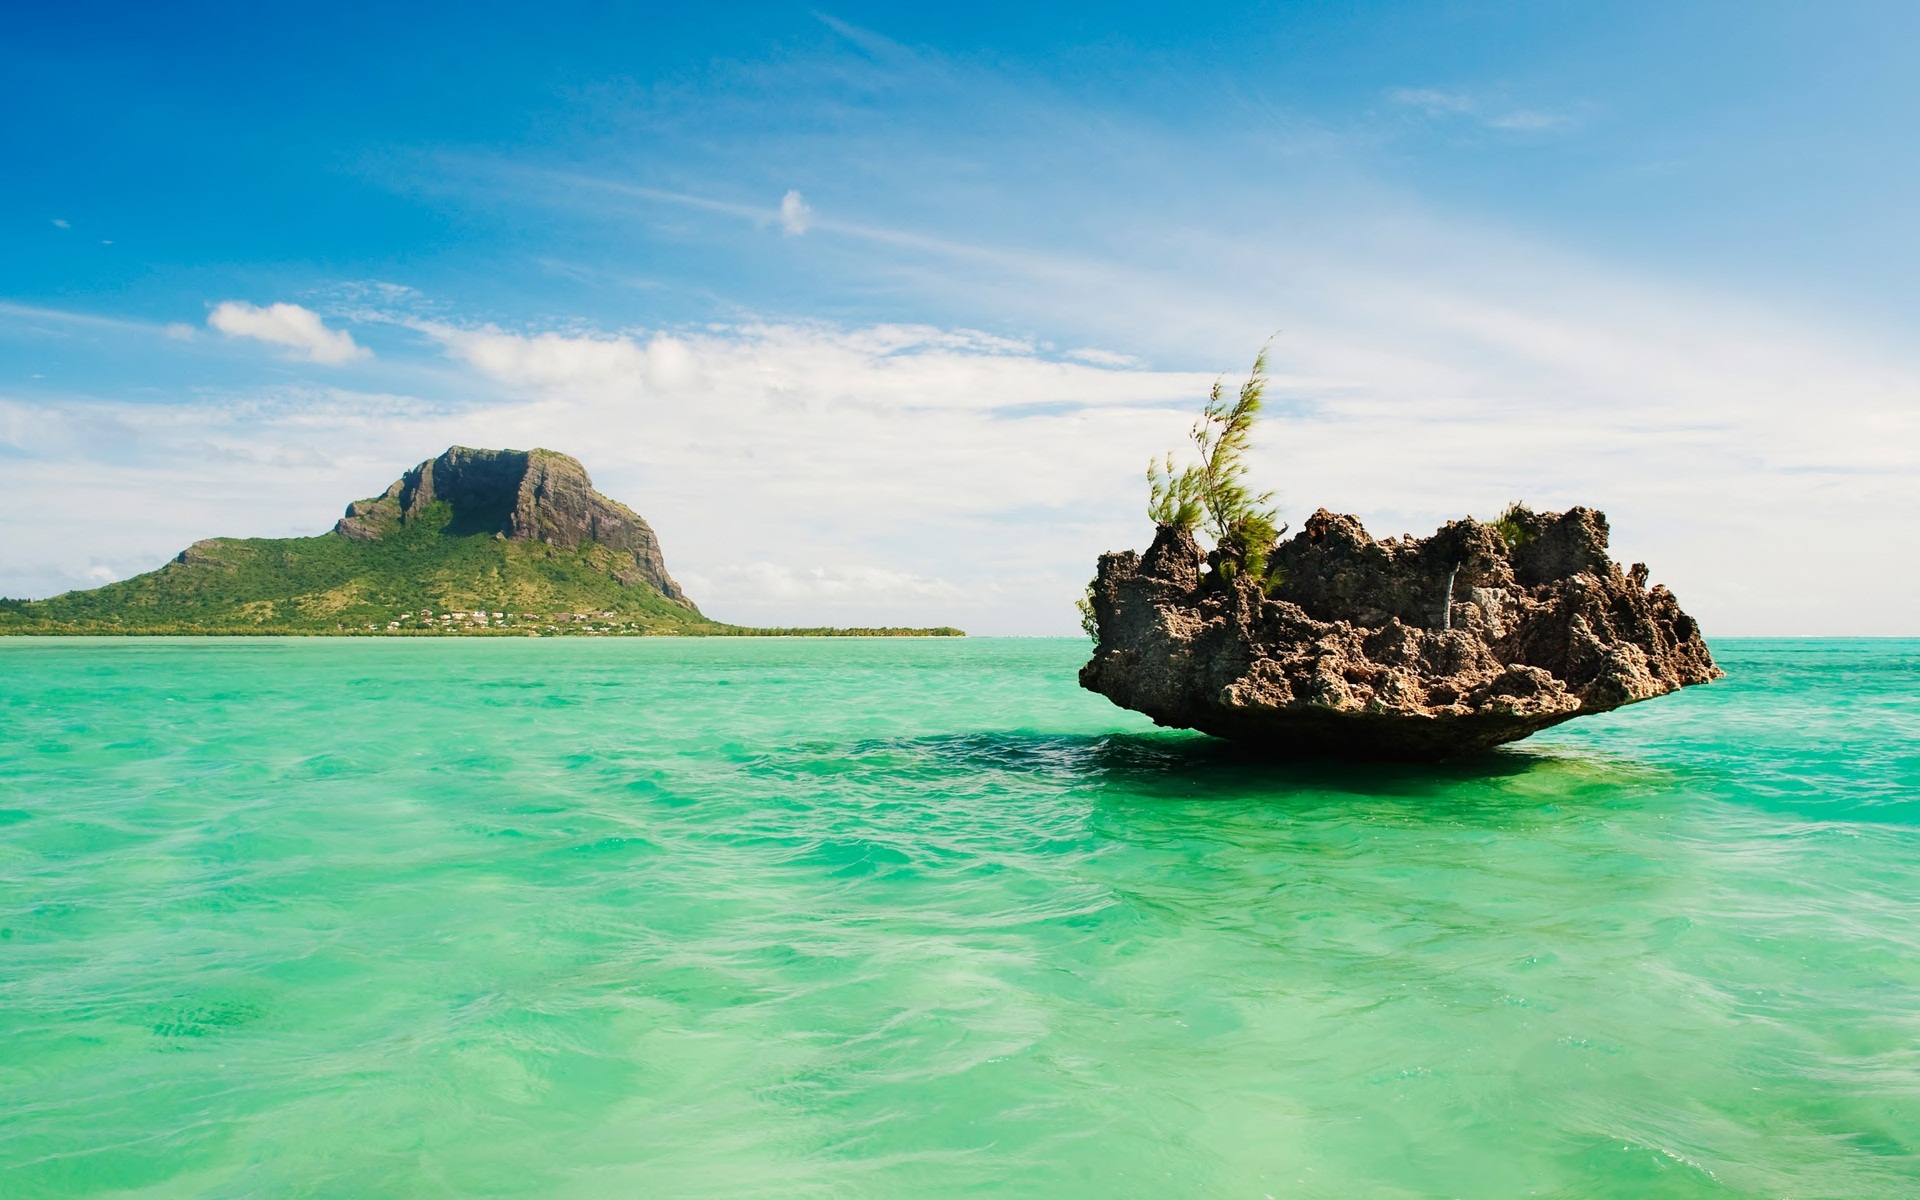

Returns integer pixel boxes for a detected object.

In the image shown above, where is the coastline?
[0,624,966,638]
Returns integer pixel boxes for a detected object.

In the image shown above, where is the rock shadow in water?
[854,730,1666,825]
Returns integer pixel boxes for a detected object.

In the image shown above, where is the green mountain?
[0,447,961,637]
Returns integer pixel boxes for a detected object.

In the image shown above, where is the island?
[1081,506,1720,759]
[1078,347,1717,758]
[0,447,962,637]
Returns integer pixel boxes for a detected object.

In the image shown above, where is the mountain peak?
[334,446,687,603]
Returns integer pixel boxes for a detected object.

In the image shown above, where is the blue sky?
[4,1,1917,633]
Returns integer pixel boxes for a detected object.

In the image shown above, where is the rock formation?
[1080,506,1720,759]
[333,446,689,603]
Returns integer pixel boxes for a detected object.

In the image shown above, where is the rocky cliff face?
[1081,506,1720,759]
[334,446,690,605]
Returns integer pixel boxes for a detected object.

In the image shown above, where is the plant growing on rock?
[1493,501,1539,549]
[1147,346,1286,577]
[1076,583,1100,643]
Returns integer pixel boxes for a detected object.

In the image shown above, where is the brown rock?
[1080,507,1721,759]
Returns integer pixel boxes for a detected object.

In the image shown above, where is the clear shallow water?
[1,637,1915,1199]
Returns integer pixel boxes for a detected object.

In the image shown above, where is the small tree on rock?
[1147,346,1286,578]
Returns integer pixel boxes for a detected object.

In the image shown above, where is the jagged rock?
[172,539,232,568]
[1080,507,1720,759]
[334,446,690,604]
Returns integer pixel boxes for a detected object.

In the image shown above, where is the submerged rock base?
[1080,507,1720,759]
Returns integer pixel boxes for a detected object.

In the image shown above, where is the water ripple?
[0,636,1915,1197]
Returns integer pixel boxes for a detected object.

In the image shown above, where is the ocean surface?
[1,637,1915,1198]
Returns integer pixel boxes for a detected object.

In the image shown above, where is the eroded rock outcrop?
[334,446,690,604]
[1080,506,1720,759]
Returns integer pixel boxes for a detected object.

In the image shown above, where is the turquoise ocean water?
[1,637,1916,1198]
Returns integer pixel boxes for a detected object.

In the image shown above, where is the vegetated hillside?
[0,446,963,637]
[1,502,717,634]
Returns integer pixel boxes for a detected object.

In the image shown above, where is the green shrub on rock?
[1147,345,1287,579]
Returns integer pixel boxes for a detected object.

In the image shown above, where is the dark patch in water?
[150,1000,264,1041]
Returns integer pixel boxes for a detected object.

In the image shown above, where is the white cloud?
[208,301,369,364]
[50,218,70,229]
[780,189,812,235]
[1067,348,1141,368]
[679,562,965,606]
[432,326,700,395]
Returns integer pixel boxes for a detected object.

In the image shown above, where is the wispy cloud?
[0,300,169,335]
[1388,87,1570,133]
[208,301,370,364]
[503,165,1045,267]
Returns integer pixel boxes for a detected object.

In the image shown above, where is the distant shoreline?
[0,625,965,638]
